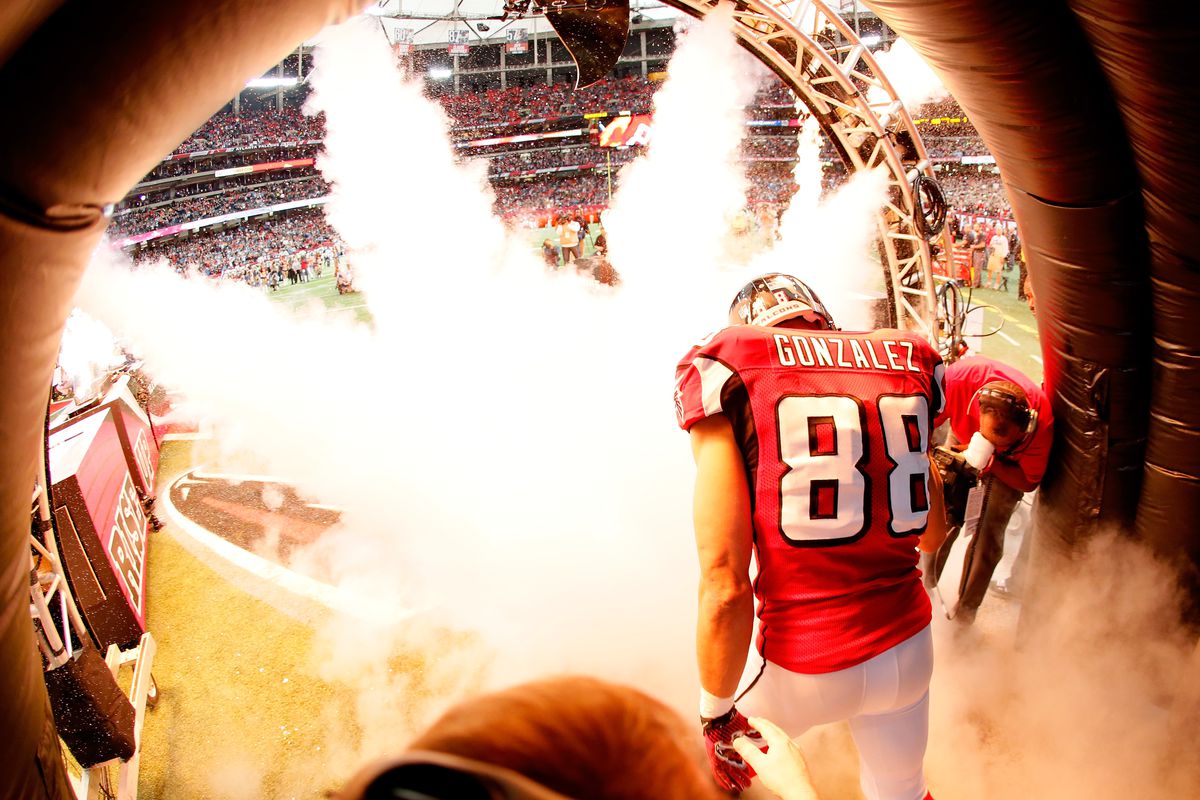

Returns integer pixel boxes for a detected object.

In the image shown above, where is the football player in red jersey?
[676,274,947,800]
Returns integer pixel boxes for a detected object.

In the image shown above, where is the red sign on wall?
[54,377,159,498]
[50,408,149,648]
[597,114,653,148]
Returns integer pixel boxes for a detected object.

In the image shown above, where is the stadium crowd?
[936,168,1011,219]
[121,167,322,210]
[158,77,803,160]
[492,173,610,214]
[114,76,1012,277]
[743,135,803,160]
[486,146,610,174]
[112,177,329,235]
[129,208,340,282]
[923,136,992,159]
[439,75,657,128]
[141,145,322,182]
[910,97,977,136]
[171,108,326,155]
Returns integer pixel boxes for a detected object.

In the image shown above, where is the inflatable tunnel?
[0,1,1196,795]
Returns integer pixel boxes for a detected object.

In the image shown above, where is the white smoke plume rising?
[733,109,888,332]
[77,12,774,774]
[303,18,512,340]
[57,309,125,401]
[747,164,889,332]
[923,533,1200,799]
[789,114,823,219]
[604,1,763,322]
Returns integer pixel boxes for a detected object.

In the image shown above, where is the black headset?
[337,751,576,800]
[973,383,1038,456]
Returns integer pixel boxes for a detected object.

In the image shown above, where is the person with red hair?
[335,675,825,800]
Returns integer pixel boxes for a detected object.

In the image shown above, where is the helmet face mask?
[728,273,836,330]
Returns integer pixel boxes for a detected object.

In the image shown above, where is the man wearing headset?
[929,355,1054,624]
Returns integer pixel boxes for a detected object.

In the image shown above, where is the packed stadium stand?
[115,36,1009,283]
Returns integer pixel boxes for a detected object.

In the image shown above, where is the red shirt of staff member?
[929,355,1054,623]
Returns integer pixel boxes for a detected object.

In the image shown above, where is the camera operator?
[928,355,1053,624]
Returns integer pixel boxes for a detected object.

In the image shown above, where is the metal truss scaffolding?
[664,0,939,334]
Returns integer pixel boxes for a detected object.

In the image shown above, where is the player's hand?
[702,707,766,794]
[732,716,820,800]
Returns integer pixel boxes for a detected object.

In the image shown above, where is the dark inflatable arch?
[0,1,1195,795]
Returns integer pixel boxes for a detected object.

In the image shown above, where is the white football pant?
[738,624,933,800]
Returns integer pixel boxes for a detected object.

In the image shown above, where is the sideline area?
[136,441,360,799]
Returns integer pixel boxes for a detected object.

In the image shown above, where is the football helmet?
[728,273,836,330]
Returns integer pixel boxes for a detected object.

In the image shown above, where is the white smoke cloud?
[77,18,902,776]
[604,1,765,330]
[57,309,125,402]
[919,532,1200,800]
[730,109,888,332]
[78,13,732,775]
[303,17,513,341]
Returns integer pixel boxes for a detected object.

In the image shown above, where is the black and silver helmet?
[728,273,836,330]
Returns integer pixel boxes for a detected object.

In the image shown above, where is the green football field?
[264,224,606,323]
[958,282,1043,383]
[269,272,372,324]
[265,247,1043,383]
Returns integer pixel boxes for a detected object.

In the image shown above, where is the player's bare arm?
[919,454,948,554]
[689,413,755,698]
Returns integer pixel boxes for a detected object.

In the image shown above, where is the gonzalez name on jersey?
[676,325,946,673]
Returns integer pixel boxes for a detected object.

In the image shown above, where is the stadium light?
[429,67,453,80]
[245,76,300,89]
[246,76,299,89]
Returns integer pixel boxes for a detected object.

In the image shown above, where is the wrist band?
[700,689,735,720]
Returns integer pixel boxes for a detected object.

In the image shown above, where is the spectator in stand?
[986,227,1009,291]
[969,225,987,288]
[592,222,607,256]
[111,175,328,237]
[556,215,582,264]
[541,238,559,269]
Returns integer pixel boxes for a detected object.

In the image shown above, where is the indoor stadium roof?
[361,0,682,46]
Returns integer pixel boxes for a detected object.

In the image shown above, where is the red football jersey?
[933,355,1053,493]
[676,325,946,673]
